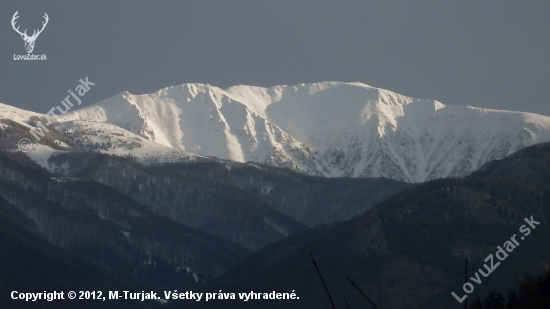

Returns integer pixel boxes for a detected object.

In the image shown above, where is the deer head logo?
[11,11,49,54]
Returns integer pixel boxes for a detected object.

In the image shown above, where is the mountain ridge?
[2,81,550,182]
[202,142,550,309]
[62,81,550,182]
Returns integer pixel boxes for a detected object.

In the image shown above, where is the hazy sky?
[1,1,549,116]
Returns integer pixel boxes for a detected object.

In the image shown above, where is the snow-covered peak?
[56,82,550,182]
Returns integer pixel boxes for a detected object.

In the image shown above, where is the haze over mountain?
[62,82,550,182]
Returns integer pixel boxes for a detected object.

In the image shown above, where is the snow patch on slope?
[24,144,60,170]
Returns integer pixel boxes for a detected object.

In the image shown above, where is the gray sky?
[1,1,549,116]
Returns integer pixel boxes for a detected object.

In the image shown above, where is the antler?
[11,10,28,37]
[30,13,49,38]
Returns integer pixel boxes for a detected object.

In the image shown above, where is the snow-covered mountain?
[62,86,327,176]
[0,102,202,170]
[61,82,550,182]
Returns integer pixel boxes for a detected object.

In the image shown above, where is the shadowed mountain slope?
[202,143,550,309]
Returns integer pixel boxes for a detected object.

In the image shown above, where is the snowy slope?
[63,82,550,182]
[6,81,550,182]
[63,85,329,176]
[0,103,44,124]
[0,102,201,171]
